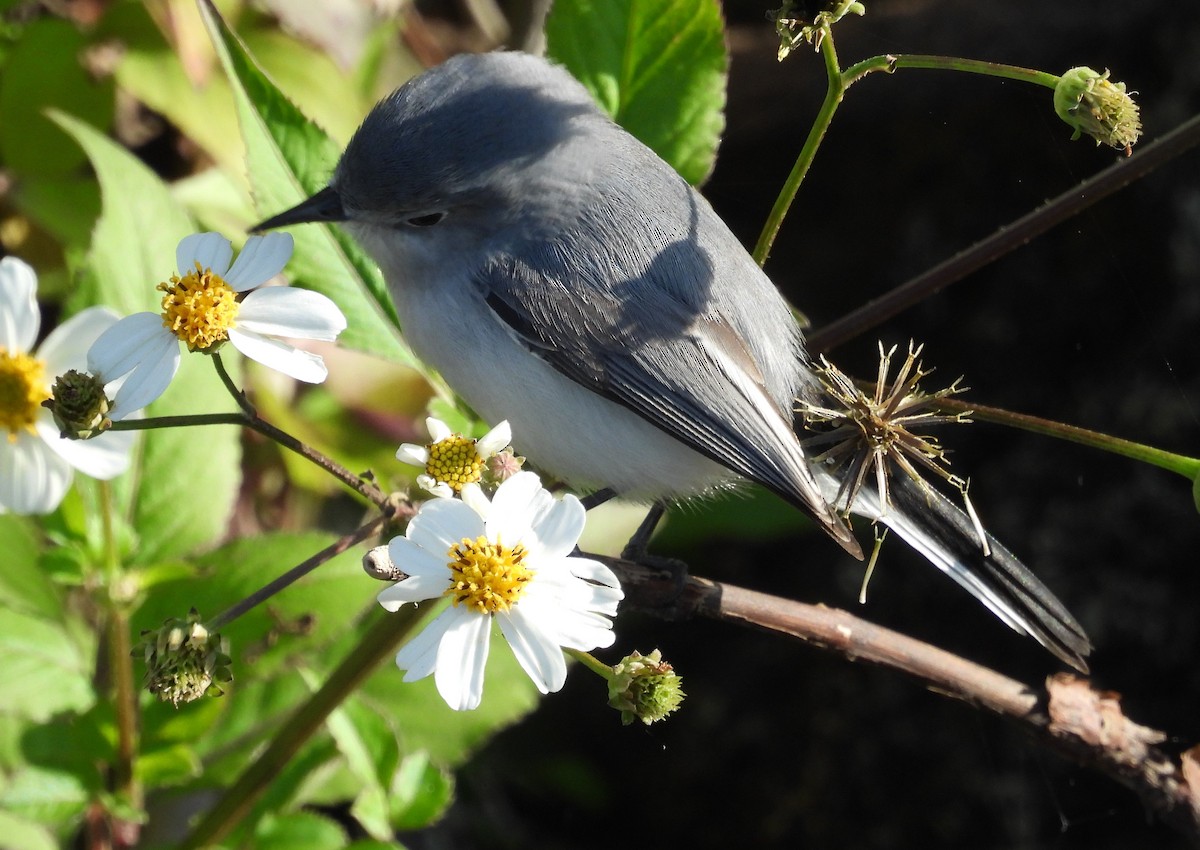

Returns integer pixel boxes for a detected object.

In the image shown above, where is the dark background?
[410,1,1200,848]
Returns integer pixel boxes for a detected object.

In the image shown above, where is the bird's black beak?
[251,185,345,232]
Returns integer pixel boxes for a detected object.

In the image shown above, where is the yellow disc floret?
[0,347,48,441]
[158,263,239,352]
[444,536,532,614]
[425,434,486,492]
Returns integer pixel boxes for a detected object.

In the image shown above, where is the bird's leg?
[621,503,691,613]
[580,487,617,511]
[621,503,666,561]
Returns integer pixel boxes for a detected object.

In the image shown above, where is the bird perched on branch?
[254,50,1091,671]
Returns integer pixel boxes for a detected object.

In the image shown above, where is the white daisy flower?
[378,471,623,711]
[396,416,512,498]
[0,257,135,514]
[87,232,347,418]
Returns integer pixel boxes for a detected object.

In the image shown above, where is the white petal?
[486,471,548,547]
[37,307,119,375]
[104,333,181,420]
[475,420,512,457]
[87,312,172,379]
[236,287,346,340]
[393,608,455,680]
[177,232,233,278]
[564,555,622,590]
[0,256,40,351]
[433,608,491,710]
[529,494,586,561]
[224,233,293,290]
[517,592,617,650]
[36,418,133,480]
[498,609,567,694]
[406,497,484,554]
[228,328,327,383]
[459,483,491,517]
[0,432,72,514]
[425,417,452,442]
[396,443,429,466]
[416,475,455,499]
[387,535,452,581]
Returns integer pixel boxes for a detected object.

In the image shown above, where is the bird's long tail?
[819,471,1092,672]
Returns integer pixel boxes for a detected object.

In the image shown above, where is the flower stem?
[753,26,849,265]
[843,53,1061,88]
[565,648,615,682]
[938,396,1200,479]
[180,605,427,849]
[207,515,390,631]
[106,408,392,510]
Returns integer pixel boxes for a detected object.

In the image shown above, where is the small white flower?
[378,471,622,711]
[87,232,347,418]
[396,416,512,498]
[0,257,135,514]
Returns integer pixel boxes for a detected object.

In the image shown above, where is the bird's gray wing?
[475,247,861,556]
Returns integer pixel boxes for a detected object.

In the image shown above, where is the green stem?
[939,397,1200,479]
[565,648,615,682]
[753,28,848,265]
[180,605,427,849]
[207,515,389,631]
[107,608,139,807]
[844,54,1061,88]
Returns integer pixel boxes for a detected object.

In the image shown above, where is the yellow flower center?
[425,434,485,492]
[444,535,532,615]
[0,347,48,441]
[158,263,239,352]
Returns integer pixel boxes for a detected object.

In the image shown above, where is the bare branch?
[601,556,1200,842]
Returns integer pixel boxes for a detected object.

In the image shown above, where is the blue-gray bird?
[254,51,1090,671]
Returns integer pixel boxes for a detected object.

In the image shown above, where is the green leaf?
[0,811,57,850]
[0,608,94,720]
[0,18,114,178]
[49,111,243,564]
[390,751,453,830]
[197,0,418,368]
[545,0,728,185]
[131,531,370,680]
[135,743,202,789]
[359,625,540,767]
[0,766,90,827]
[322,695,397,840]
[254,810,348,850]
[0,517,60,621]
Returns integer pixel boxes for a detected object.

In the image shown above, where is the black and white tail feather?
[817,469,1092,672]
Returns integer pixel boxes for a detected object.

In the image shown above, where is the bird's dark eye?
[405,212,445,227]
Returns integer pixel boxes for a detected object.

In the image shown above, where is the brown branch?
[600,556,1200,842]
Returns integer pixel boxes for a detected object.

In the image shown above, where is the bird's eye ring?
[406,212,445,227]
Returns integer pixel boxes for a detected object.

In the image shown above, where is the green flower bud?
[43,369,111,439]
[607,649,685,726]
[1054,66,1142,155]
[137,609,232,707]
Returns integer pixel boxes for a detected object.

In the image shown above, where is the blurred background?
[2,0,1198,847]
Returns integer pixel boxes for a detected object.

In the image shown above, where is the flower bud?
[137,609,232,706]
[43,369,111,439]
[486,447,525,484]
[607,649,685,726]
[1054,66,1141,155]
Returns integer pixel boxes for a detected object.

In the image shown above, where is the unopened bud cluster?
[1054,66,1141,154]
[607,649,685,726]
[44,369,111,439]
[138,609,232,706]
